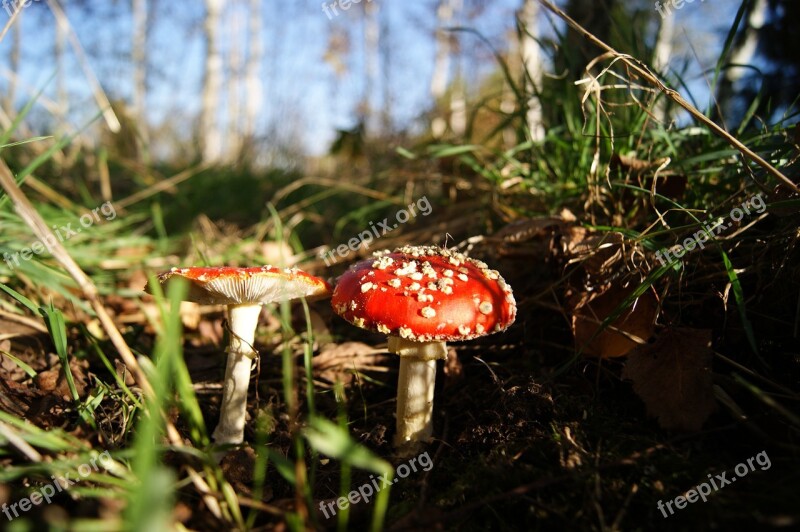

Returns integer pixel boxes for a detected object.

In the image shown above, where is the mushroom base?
[212,303,262,445]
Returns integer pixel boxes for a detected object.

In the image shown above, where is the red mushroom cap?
[151,266,331,305]
[331,245,516,342]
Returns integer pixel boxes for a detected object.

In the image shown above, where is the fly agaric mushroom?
[150,266,330,445]
[331,245,516,447]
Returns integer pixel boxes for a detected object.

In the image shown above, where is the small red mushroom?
[331,245,516,447]
[150,266,330,445]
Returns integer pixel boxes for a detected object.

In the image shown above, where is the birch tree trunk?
[448,0,465,137]
[226,2,244,161]
[725,0,767,84]
[243,0,263,147]
[520,0,544,141]
[55,10,67,123]
[716,0,767,123]
[132,0,148,146]
[362,0,380,137]
[449,80,466,137]
[201,0,224,163]
[5,13,21,114]
[430,0,455,137]
[653,8,674,123]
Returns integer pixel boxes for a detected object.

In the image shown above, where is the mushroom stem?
[389,336,447,447]
[212,303,262,445]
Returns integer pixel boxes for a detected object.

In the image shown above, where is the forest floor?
[1,186,798,530]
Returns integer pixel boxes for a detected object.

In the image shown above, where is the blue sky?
[1,0,741,157]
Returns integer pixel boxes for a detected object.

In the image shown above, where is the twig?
[0,3,22,46]
[537,0,799,194]
[0,420,43,462]
[45,0,121,133]
[0,159,223,519]
[0,307,49,333]
[115,162,212,209]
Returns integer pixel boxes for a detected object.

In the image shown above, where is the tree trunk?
[226,2,244,161]
[132,0,148,148]
[201,0,225,163]
[6,12,21,114]
[243,0,263,148]
[430,0,456,137]
[653,9,674,123]
[55,8,67,126]
[520,0,544,141]
[362,0,380,137]
[716,0,768,123]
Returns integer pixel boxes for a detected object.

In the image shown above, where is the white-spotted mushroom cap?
[150,266,331,305]
[331,245,516,342]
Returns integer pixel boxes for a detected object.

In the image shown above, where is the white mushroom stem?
[212,303,262,445]
[389,336,448,447]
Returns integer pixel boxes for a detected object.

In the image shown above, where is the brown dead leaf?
[0,315,47,337]
[197,318,224,346]
[570,283,658,358]
[0,374,38,416]
[564,230,626,280]
[34,358,88,401]
[559,226,589,257]
[313,342,390,386]
[622,328,716,431]
[0,340,23,380]
[128,269,148,291]
[609,154,686,199]
[115,359,136,386]
[610,153,659,173]
[180,302,201,330]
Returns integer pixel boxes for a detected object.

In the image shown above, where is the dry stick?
[45,0,121,133]
[0,3,22,45]
[115,162,213,210]
[0,307,49,333]
[0,160,223,518]
[0,161,147,391]
[0,420,43,462]
[537,0,799,195]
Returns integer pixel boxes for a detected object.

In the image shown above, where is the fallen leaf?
[180,301,201,329]
[570,283,658,358]
[197,318,224,346]
[313,342,390,386]
[34,358,88,401]
[114,359,136,386]
[622,328,717,431]
[564,230,626,280]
